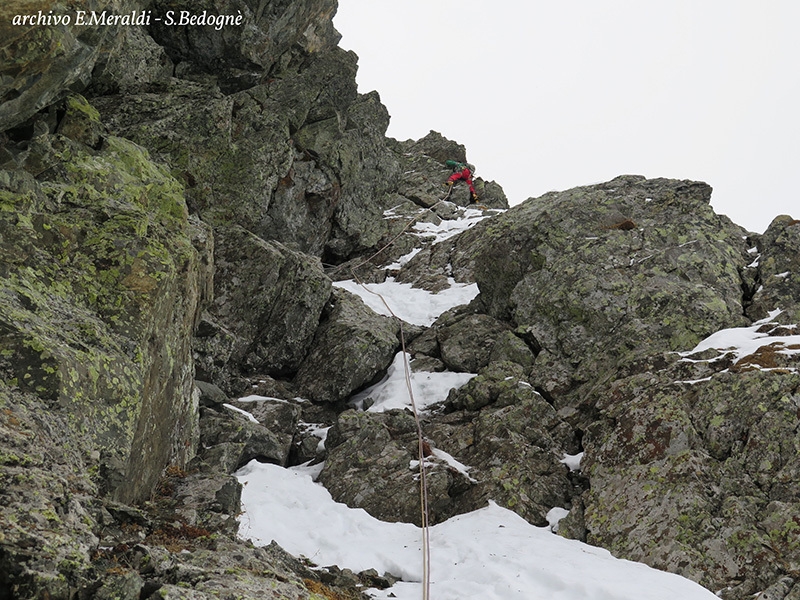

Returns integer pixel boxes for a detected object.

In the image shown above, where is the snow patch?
[222,403,258,423]
[385,248,422,269]
[546,506,571,532]
[333,278,479,327]
[237,394,293,404]
[684,310,786,354]
[430,447,477,483]
[236,462,720,600]
[560,452,584,472]
[350,352,476,413]
[676,376,715,385]
[680,309,800,368]
[411,207,489,243]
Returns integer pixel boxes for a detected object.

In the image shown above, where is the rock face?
[0,122,205,504]
[294,287,401,403]
[2,1,800,600]
[0,0,137,132]
[193,224,331,390]
[468,176,750,397]
[746,215,800,324]
[148,0,340,80]
[302,175,800,600]
[0,98,211,594]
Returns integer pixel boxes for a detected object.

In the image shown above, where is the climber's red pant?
[447,168,475,195]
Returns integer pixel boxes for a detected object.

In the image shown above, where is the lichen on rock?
[1,108,205,504]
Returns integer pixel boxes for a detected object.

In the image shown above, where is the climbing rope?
[442,181,453,202]
[349,268,432,600]
[333,185,481,599]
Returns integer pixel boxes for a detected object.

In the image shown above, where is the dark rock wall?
[0,0,137,131]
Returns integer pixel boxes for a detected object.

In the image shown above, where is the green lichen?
[0,121,201,504]
[0,451,32,467]
[64,94,101,121]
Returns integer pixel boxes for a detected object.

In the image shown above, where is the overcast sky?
[333,1,799,234]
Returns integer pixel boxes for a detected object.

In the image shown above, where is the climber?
[444,159,479,203]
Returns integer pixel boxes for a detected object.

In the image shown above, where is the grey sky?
[334,1,799,233]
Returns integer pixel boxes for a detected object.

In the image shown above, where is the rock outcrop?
[0,0,136,132]
[193,224,331,391]
[2,1,799,599]
[294,287,401,403]
[0,98,212,594]
[467,176,750,396]
[294,175,800,600]
[0,118,205,504]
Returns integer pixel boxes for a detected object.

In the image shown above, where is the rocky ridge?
[1,1,799,599]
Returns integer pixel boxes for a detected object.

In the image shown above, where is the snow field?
[236,461,719,600]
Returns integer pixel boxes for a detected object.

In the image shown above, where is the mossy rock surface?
[1,123,205,504]
[458,176,752,392]
[0,384,100,598]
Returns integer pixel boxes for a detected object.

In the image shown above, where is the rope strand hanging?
[339,191,484,599]
[349,267,432,600]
